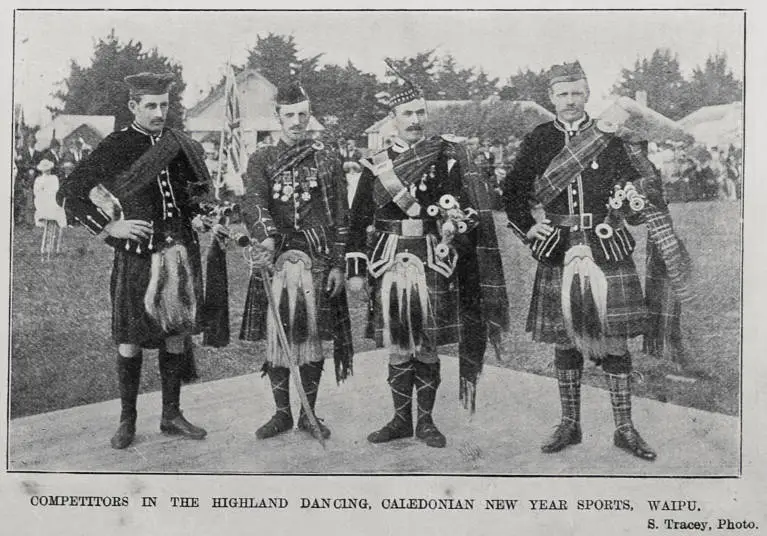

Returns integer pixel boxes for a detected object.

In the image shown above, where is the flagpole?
[215,61,230,200]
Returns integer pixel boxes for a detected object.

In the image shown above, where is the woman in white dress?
[33,159,67,257]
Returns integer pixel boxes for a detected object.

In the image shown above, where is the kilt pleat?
[527,258,647,344]
[110,241,203,348]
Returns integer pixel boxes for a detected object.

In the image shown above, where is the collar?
[554,114,589,134]
[390,135,426,154]
[130,122,162,139]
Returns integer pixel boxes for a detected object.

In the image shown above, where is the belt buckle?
[401,219,424,236]
[580,213,593,229]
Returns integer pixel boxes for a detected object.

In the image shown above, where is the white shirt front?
[346,172,362,208]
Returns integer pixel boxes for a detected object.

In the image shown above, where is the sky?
[13,9,745,126]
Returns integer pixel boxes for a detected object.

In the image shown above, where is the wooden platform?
[8,350,738,475]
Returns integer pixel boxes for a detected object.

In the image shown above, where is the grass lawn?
[10,200,741,418]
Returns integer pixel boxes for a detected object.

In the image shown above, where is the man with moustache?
[347,70,507,448]
[58,72,210,449]
[238,81,353,441]
[504,62,690,461]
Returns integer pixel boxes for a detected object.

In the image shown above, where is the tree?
[303,61,381,143]
[50,29,186,130]
[245,33,323,91]
[501,68,554,113]
[435,54,474,99]
[611,48,692,120]
[688,52,743,108]
[384,50,441,99]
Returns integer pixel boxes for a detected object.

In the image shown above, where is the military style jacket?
[239,138,349,270]
[346,136,477,278]
[503,116,642,266]
[58,122,207,256]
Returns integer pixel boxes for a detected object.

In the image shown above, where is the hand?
[104,219,153,241]
[212,223,230,240]
[526,219,554,241]
[326,267,345,298]
[261,237,276,251]
[347,276,366,294]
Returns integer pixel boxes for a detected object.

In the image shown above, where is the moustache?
[406,125,423,132]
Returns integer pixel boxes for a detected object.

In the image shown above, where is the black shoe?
[110,419,136,449]
[613,426,657,461]
[415,419,446,448]
[160,412,207,440]
[367,418,414,443]
[255,413,293,440]
[541,421,582,453]
[297,413,331,440]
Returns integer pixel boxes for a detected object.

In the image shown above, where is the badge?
[591,160,599,170]
[312,141,325,151]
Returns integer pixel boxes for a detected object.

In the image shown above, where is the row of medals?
[272,168,319,206]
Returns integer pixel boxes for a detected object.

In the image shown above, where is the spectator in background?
[43,138,65,175]
[343,160,363,209]
[15,131,42,226]
[339,138,362,164]
[33,158,68,256]
[202,141,219,178]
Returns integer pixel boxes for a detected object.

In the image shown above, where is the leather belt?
[375,218,438,237]
[547,213,593,230]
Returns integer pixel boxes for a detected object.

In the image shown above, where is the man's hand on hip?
[104,220,153,241]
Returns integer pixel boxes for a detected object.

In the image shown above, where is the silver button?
[573,201,578,208]
[161,180,168,186]
[165,192,171,198]
[573,225,579,231]
[166,212,173,217]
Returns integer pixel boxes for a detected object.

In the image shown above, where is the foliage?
[49,29,186,130]
[612,48,692,120]
[687,52,743,108]
[427,99,551,145]
[500,67,554,113]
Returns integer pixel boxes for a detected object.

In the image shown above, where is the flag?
[217,64,244,196]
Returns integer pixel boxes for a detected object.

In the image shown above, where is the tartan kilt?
[527,257,648,345]
[368,237,461,349]
[240,248,354,372]
[110,240,204,348]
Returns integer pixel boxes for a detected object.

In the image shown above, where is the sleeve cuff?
[64,197,113,236]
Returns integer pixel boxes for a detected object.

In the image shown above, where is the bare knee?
[118,344,141,358]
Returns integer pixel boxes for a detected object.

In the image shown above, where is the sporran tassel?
[278,281,291,341]
[570,272,584,337]
[408,280,423,347]
[293,280,309,345]
[582,275,602,340]
[388,283,402,349]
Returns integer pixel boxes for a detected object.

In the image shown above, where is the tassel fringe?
[381,254,429,357]
[266,251,321,367]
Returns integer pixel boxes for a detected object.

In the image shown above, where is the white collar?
[558,115,587,133]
